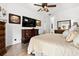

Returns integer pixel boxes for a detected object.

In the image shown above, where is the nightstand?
[54,30,65,34]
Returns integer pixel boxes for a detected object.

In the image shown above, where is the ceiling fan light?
[44,6,47,9]
[43,7,48,12]
[38,6,49,12]
[39,7,44,11]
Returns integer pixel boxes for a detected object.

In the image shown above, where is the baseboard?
[6,45,12,49]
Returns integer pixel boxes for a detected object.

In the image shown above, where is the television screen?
[22,16,36,27]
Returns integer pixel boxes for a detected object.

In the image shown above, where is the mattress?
[28,33,79,56]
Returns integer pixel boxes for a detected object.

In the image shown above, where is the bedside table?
[54,30,65,34]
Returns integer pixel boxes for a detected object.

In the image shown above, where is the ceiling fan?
[34,3,56,12]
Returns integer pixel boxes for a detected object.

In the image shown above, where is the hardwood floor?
[4,43,32,56]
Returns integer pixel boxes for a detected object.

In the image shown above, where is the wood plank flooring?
[4,43,32,56]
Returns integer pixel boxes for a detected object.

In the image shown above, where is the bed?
[27,33,79,56]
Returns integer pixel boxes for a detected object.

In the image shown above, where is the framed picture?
[36,20,41,26]
[9,13,21,24]
[57,20,71,30]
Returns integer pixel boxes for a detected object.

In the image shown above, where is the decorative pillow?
[76,27,79,33]
[69,25,77,32]
[73,35,79,48]
[63,30,69,38]
[66,31,78,42]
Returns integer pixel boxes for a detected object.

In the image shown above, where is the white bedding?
[28,33,79,56]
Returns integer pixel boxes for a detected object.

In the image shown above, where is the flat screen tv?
[22,16,36,27]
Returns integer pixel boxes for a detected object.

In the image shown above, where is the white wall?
[0,3,50,47]
[54,3,79,29]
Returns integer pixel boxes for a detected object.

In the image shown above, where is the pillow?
[63,30,69,38]
[76,27,79,33]
[73,35,79,48]
[69,25,77,32]
[66,31,78,42]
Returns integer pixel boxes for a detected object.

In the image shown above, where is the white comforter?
[28,33,79,56]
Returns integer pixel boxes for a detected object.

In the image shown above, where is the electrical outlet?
[14,39,16,41]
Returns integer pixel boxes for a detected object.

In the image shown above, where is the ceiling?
[19,3,57,14]
[17,3,79,16]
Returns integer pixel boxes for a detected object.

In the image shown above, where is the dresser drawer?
[25,32,32,37]
[0,36,5,40]
[0,25,5,30]
[22,29,38,43]
[0,30,5,35]
[0,21,6,56]
[0,36,5,48]
[0,36,5,43]
[0,42,5,49]
[0,48,6,56]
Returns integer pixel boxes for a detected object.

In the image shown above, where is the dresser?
[0,21,6,56]
[54,30,65,34]
[22,29,38,43]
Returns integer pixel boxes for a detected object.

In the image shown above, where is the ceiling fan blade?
[47,5,56,7]
[37,8,41,12]
[34,4,42,6]
[43,8,49,12]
